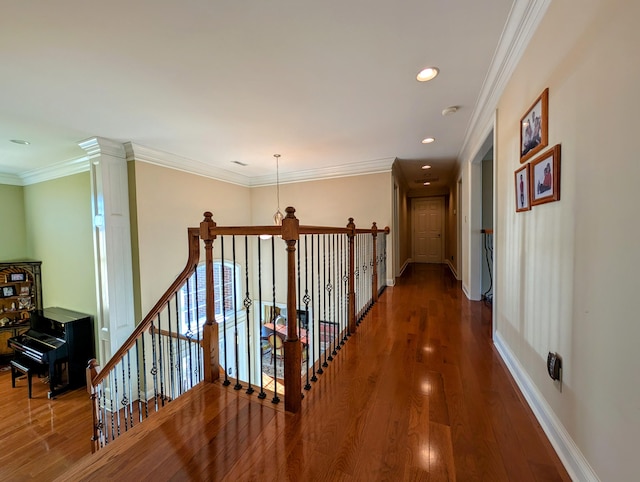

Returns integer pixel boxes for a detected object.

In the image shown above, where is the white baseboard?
[445,259,458,279]
[494,332,599,482]
[399,259,411,276]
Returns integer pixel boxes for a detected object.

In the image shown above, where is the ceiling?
[0,0,519,192]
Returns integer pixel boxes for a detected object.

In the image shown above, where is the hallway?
[4,264,570,480]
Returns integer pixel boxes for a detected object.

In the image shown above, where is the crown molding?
[0,173,23,186]
[458,0,551,165]
[125,142,393,188]
[248,157,394,187]
[78,136,127,159]
[124,142,252,187]
[19,156,90,186]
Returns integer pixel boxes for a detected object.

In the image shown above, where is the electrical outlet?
[547,352,562,381]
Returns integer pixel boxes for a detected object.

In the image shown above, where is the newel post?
[347,218,357,334]
[200,211,220,383]
[282,206,302,413]
[371,222,379,303]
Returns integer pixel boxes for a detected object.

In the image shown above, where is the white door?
[413,197,444,263]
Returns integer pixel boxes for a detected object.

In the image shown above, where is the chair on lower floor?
[267,333,284,363]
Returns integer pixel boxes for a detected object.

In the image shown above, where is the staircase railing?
[86,207,388,452]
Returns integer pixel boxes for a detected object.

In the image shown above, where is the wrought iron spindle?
[221,236,230,386]
[243,235,254,395]
[270,235,280,404]
[321,234,329,368]
[150,318,159,412]
[257,236,266,399]
[316,234,324,375]
[303,235,312,390]
[232,236,242,391]
[310,235,318,382]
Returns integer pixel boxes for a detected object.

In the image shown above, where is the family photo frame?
[530,144,561,206]
[520,88,548,163]
[514,164,531,212]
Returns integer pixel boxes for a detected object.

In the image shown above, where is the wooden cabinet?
[0,261,42,359]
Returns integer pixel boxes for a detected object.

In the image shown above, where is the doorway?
[412,197,445,263]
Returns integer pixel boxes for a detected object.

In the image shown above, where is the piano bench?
[10,357,37,399]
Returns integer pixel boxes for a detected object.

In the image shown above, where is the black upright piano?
[8,307,93,398]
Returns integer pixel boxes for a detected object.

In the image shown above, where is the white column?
[79,137,135,365]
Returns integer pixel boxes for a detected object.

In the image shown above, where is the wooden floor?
[1,264,570,481]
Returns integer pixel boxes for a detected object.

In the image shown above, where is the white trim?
[19,156,90,186]
[249,157,394,187]
[459,0,551,165]
[124,142,252,187]
[445,259,458,279]
[494,332,600,482]
[125,142,393,188]
[0,173,22,185]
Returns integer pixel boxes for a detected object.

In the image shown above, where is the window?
[179,261,241,334]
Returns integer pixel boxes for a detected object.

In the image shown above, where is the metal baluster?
[243,236,254,395]
[257,237,266,399]
[342,234,349,343]
[232,236,242,391]
[185,272,194,390]
[99,381,106,447]
[172,292,183,396]
[150,319,159,412]
[137,336,147,422]
[331,234,340,356]
[127,351,134,429]
[303,235,312,390]
[327,234,334,361]
[167,298,176,400]
[220,236,230,386]
[310,235,318,381]
[157,310,165,405]
[322,235,329,367]
[194,267,202,385]
[270,235,280,404]
[316,234,324,375]
[120,357,128,432]
[113,365,121,437]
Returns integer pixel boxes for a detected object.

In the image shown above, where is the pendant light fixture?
[273,154,284,226]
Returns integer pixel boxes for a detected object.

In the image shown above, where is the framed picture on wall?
[514,164,531,212]
[520,88,549,163]
[530,144,561,206]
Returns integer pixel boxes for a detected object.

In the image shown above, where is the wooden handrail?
[90,227,202,387]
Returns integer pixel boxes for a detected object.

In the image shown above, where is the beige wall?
[250,171,393,279]
[251,172,392,230]
[494,0,639,479]
[22,173,97,318]
[131,161,252,315]
[0,184,27,260]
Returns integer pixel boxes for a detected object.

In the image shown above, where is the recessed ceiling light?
[423,182,431,186]
[421,137,435,144]
[421,165,432,169]
[10,139,30,145]
[416,67,439,82]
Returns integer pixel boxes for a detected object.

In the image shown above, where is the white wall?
[493,0,640,480]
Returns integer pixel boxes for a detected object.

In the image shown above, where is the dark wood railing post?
[282,206,301,413]
[347,218,357,334]
[200,212,220,383]
[371,222,379,303]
